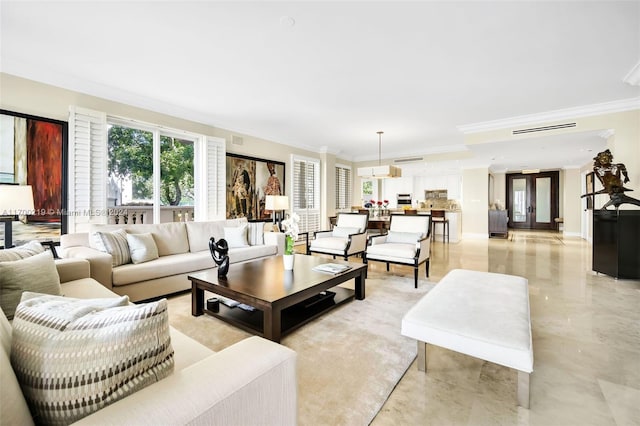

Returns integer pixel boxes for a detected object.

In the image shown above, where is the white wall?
[562,168,582,236]
[492,172,506,209]
[462,168,489,238]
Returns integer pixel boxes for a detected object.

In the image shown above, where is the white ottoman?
[401,269,533,408]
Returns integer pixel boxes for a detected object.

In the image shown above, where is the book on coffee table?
[312,263,352,274]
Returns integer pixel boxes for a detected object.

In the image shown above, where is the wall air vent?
[231,135,244,145]
[394,157,423,164]
[512,122,576,135]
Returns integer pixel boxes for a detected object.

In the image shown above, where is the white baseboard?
[562,231,582,238]
[462,233,489,240]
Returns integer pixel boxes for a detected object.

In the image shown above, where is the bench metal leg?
[417,341,428,372]
[517,370,530,408]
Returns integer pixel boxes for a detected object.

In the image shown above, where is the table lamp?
[0,184,35,249]
[265,195,289,231]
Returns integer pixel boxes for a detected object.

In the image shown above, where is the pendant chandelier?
[356,131,402,178]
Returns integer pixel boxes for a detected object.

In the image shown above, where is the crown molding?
[623,60,640,86]
[457,97,640,134]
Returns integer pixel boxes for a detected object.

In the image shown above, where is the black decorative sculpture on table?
[582,149,640,210]
[209,237,230,277]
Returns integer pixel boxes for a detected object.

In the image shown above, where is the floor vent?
[513,123,576,135]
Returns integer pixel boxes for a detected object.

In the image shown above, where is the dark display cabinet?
[489,210,509,238]
[592,210,640,279]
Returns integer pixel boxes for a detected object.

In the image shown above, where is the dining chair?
[430,210,449,242]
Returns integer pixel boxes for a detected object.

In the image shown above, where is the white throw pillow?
[11,292,174,425]
[332,226,360,238]
[224,225,249,248]
[93,228,131,266]
[126,233,160,264]
[385,231,423,244]
[0,251,61,320]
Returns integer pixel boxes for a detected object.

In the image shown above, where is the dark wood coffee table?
[190,254,366,343]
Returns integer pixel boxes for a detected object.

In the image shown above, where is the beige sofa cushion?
[228,245,278,264]
[112,252,213,286]
[90,223,189,256]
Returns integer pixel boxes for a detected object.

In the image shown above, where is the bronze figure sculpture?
[583,149,640,209]
[209,237,230,277]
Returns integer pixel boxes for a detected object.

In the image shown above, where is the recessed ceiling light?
[280,16,295,28]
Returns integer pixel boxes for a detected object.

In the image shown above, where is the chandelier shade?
[356,131,402,179]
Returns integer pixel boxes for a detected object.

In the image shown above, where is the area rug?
[166,272,434,426]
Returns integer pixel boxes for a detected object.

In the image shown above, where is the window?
[292,155,320,236]
[335,164,352,210]
[361,179,377,205]
[68,106,225,232]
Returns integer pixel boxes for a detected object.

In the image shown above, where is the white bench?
[401,269,533,408]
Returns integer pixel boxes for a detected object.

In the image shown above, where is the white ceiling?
[1,1,638,172]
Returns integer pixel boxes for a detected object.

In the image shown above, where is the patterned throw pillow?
[0,240,45,262]
[94,228,131,266]
[247,222,265,246]
[126,233,159,264]
[0,251,61,320]
[11,292,175,425]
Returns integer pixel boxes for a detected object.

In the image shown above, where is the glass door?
[507,171,558,230]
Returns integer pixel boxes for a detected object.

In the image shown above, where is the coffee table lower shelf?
[203,286,354,339]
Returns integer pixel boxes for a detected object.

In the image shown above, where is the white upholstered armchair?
[364,214,431,288]
[308,212,369,261]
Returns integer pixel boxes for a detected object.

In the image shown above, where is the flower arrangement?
[369,199,389,209]
[281,212,300,255]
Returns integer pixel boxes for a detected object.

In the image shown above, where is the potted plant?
[281,212,300,270]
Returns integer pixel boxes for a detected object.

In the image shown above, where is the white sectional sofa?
[1,256,298,425]
[60,218,285,302]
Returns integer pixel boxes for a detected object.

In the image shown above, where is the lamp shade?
[0,185,35,215]
[356,165,402,179]
[265,195,289,211]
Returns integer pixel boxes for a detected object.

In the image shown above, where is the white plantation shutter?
[68,106,107,233]
[335,164,352,210]
[204,137,225,220]
[292,156,320,236]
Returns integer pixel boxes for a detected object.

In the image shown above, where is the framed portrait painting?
[225,153,285,220]
[0,109,68,247]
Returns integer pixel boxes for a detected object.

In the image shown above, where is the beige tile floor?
[369,230,640,426]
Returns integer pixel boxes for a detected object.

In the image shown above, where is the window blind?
[335,164,352,210]
[205,137,226,220]
[292,156,320,236]
[68,106,108,233]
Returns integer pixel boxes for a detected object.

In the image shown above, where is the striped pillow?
[10,292,174,425]
[0,240,45,261]
[94,228,131,266]
[247,222,265,246]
